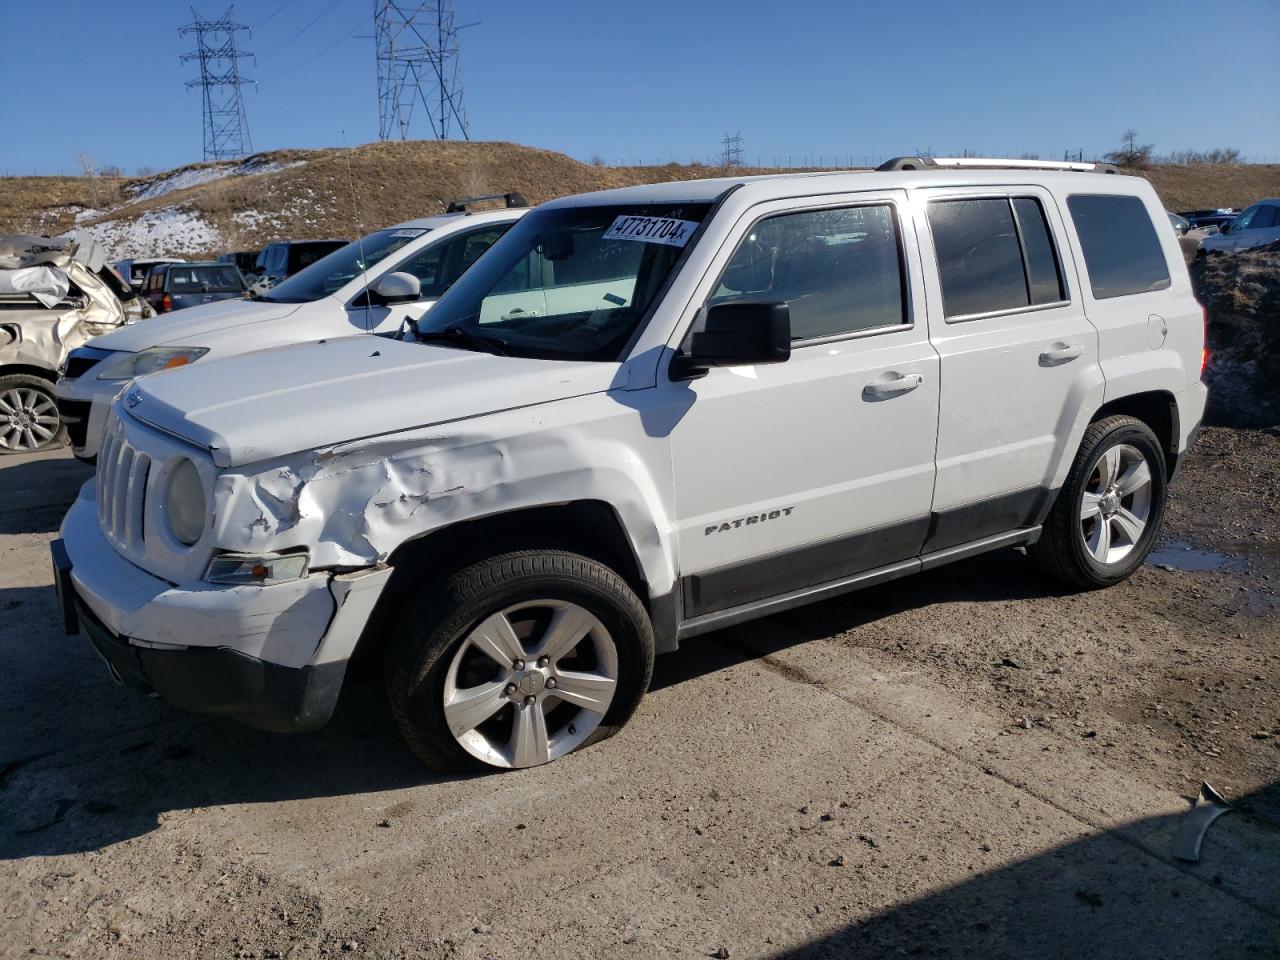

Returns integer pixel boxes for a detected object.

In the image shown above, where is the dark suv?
[251,240,348,294]
[142,261,248,313]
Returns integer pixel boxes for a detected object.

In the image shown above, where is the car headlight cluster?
[95,346,209,382]
[165,458,207,546]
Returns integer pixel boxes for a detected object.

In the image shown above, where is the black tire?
[385,550,654,773]
[0,374,65,455]
[1030,415,1167,589]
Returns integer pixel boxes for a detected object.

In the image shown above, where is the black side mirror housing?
[672,300,791,379]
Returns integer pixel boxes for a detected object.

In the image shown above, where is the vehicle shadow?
[651,547,1072,693]
[0,452,92,535]
[764,782,1280,959]
[1,546,1075,862]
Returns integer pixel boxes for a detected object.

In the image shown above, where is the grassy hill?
[3,139,1278,260]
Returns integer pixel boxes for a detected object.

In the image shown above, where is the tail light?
[1200,304,1209,376]
[160,294,172,313]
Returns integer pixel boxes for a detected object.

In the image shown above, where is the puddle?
[1147,540,1245,573]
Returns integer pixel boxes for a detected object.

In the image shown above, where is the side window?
[397,244,447,294]
[927,197,1065,318]
[1066,195,1171,299]
[1012,198,1065,305]
[1248,205,1277,230]
[712,204,907,340]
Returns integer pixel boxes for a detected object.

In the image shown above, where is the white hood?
[87,297,310,353]
[124,335,620,467]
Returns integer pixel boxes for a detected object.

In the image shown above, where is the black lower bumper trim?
[75,597,344,733]
[56,396,92,450]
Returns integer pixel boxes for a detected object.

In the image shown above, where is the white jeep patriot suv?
[52,158,1207,772]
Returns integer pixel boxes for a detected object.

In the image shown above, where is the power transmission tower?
[180,6,255,161]
[721,132,744,168]
[374,1,473,141]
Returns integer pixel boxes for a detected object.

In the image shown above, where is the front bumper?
[54,375,116,460]
[54,483,392,732]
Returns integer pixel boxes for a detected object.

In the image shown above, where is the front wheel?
[0,375,65,455]
[1030,415,1167,588]
[385,550,654,772]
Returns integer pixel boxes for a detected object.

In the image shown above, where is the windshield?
[417,203,711,361]
[260,227,431,303]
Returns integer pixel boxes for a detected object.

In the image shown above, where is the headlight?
[95,346,209,381]
[206,552,310,585]
[165,458,206,546]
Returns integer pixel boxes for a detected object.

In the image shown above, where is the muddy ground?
[1,428,1277,960]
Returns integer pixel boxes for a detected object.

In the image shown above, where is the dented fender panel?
[210,390,683,598]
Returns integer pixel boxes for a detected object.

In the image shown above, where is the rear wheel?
[385,550,654,772]
[1030,415,1167,588]
[0,375,64,454]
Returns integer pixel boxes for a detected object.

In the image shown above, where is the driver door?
[666,194,940,620]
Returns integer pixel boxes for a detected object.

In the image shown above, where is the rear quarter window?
[1066,195,1171,299]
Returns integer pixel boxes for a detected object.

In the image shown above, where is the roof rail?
[445,192,529,214]
[877,156,1119,174]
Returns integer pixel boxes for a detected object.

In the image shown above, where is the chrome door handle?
[1039,343,1083,366]
[863,373,923,401]
[502,307,538,320]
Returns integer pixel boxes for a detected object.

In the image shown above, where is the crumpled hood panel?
[126,336,621,466]
[88,297,305,353]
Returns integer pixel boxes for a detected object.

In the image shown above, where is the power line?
[180,5,256,161]
[374,0,472,141]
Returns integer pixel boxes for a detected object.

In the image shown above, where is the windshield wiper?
[416,324,509,356]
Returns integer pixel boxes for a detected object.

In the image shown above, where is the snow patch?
[127,158,305,203]
[86,206,222,259]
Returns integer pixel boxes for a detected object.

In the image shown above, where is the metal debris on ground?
[1172,781,1233,863]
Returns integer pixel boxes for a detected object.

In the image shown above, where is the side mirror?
[371,271,421,305]
[672,300,791,379]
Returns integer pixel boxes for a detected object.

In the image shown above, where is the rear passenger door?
[915,188,1104,551]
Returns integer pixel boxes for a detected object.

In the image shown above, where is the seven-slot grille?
[96,420,151,552]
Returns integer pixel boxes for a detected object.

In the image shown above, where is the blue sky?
[1,0,1277,175]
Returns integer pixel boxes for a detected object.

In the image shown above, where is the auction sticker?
[389,228,428,238]
[602,215,699,247]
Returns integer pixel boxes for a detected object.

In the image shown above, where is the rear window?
[927,197,1065,318]
[1066,195,1171,299]
[166,265,243,293]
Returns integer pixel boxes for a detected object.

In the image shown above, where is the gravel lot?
[2,428,1277,960]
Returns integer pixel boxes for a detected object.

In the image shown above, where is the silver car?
[0,232,152,454]
[1198,198,1280,255]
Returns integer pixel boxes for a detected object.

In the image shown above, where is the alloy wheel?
[441,599,619,769]
[1079,442,1153,565]
[0,387,61,452]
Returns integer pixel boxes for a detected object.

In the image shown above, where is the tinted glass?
[261,229,429,303]
[712,204,906,340]
[928,199,1027,317]
[419,202,711,361]
[1249,205,1278,229]
[287,241,345,274]
[166,265,243,293]
[1012,198,1065,305]
[1067,195,1171,299]
[396,226,509,298]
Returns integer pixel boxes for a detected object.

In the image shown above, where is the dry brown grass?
[2,141,1277,256]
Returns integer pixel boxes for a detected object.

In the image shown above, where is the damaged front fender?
[209,396,680,599]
